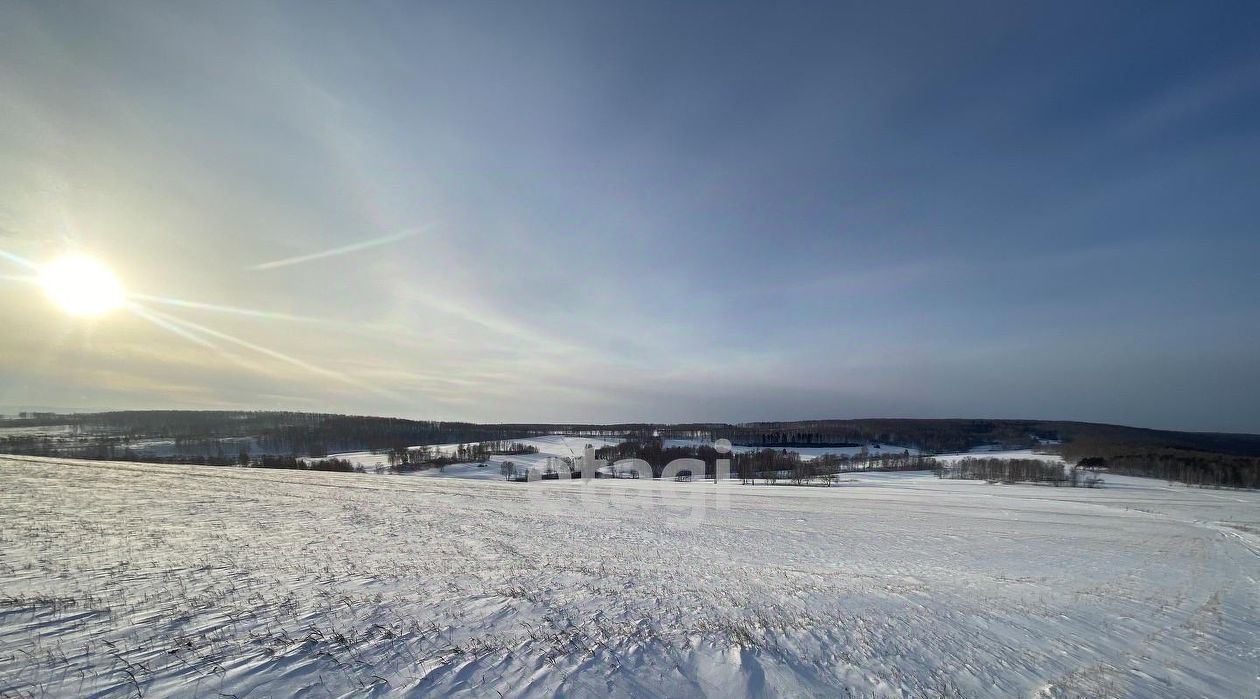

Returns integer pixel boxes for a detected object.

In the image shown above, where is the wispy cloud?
[251,228,428,271]
[0,249,38,270]
[129,293,325,323]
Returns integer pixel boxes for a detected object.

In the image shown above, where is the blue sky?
[1,1,1258,431]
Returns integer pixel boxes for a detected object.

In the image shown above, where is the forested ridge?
[2,410,1257,487]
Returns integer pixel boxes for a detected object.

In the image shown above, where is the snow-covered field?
[931,448,1065,464]
[328,435,922,479]
[2,455,1258,698]
[325,435,625,477]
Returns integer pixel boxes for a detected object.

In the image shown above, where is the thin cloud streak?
[137,305,407,402]
[129,293,325,323]
[142,306,346,380]
[251,227,428,271]
[128,303,218,349]
[0,250,39,270]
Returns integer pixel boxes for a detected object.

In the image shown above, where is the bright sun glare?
[39,255,126,317]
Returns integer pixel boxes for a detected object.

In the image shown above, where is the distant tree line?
[0,413,1062,455]
[591,439,933,484]
[0,411,551,459]
[1057,439,1260,489]
[710,419,1052,454]
[251,455,358,472]
[937,457,1103,487]
[748,432,861,448]
[1097,454,1259,489]
[8,411,1260,458]
[595,440,727,478]
[385,440,539,472]
[0,435,153,460]
[4,411,1259,489]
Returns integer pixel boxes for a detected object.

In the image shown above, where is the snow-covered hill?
[1,455,1257,697]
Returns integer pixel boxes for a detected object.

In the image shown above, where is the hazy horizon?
[6,404,1259,439]
[3,2,1259,432]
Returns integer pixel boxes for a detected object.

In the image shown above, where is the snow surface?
[2,455,1258,698]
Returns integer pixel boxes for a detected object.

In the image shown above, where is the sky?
[1,1,1258,432]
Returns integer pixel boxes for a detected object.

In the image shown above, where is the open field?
[324,435,933,480]
[1,455,1258,698]
[323,435,627,477]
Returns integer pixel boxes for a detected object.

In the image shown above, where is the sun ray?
[0,249,39,270]
[129,294,325,323]
[138,306,405,400]
[129,303,276,375]
[143,307,345,379]
[7,247,412,401]
[127,303,219,349]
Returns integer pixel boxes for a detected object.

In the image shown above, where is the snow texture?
[1,454,1257,698]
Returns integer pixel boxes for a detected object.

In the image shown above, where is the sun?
[39,255,127,317]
